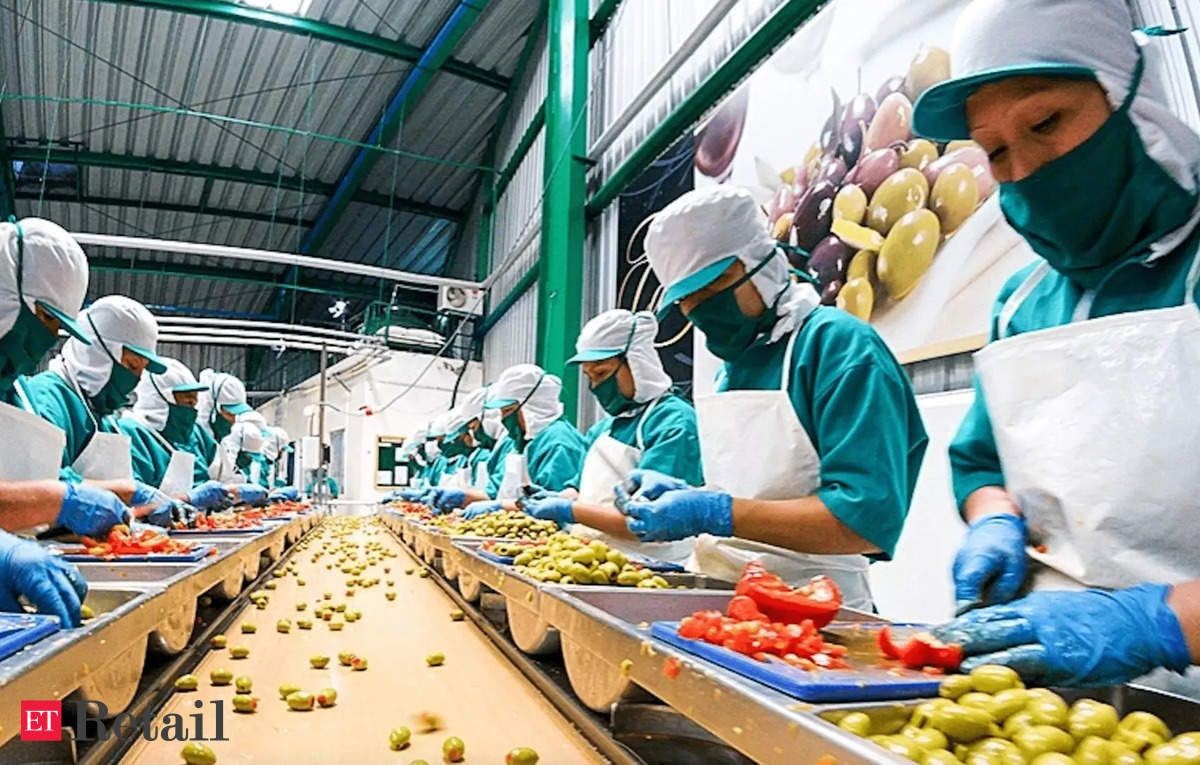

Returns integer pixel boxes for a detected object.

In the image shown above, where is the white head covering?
[645,185,820,344]
[0,218,89,338]
[915,0,1200,199]
[446,387,488,434]
[197,369,251,436]
[485,364,565,439]
[59,295,163,397]
[263,426,291,462]
[131,356,204,431]
[227,420,265,455]
[570,310,672,404]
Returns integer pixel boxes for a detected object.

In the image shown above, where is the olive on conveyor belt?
[508,533,671,588]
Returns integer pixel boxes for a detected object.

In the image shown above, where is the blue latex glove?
[953,513,1028,615]
[269,487,300,503]
[128,482,181,528]
[462,500,501,520]
[56,483,129,537]
[616,469,688,505]
[621,488,733,542]
[519,494,574,528]
[934,584,1192,687]
[233,484,268,507]
[0,531,88,627]
[429,488,468,513]
[186,480,230,510]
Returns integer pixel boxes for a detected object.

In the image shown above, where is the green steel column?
[538,0,588,413]
[0,107,14,218]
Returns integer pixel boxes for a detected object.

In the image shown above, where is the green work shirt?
[719,307,928,559]
[424,454,447,488]
[485,435,516,499]
[187,423,218,484]
[525,417,588,493]
[466,446,492,486]
[580,392,704,487]
[22,371,99,469]
[117,416,173,487]
[949,232,1200,510]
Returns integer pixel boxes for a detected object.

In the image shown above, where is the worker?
[616,185,927,610]
[911,0,1200,689]
[211,419,271,490]
[306,464,340,499]
[263,426,293,488]
[434,408,470,491]
[196,369,252,446]
[520,310,703,565]
[420,416,449,489]
[117,356,230,510]
[462,365,587,518]
[421,387,497,511]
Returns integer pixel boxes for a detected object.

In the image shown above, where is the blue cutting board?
[650,620,943,702]
[58,544,214,563]
[476,547,685,572]
[0,613,61,661]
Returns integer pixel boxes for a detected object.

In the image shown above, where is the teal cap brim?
[913,63,1096,141]
[567,347,623,364]
[484,397,518,410]
[172,382,208,393]
[656,255,739,320]
[283,444,294,453]
[222,402,252,415]
[125,343,168,374]
[38,301,89,344]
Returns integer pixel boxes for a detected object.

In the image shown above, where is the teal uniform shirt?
[22,370,100,469]
[950,232,1200,509]
[424,454,447,488]
[485,435,517,498]
[117,416,173,487]
[187,423,217,484]
[524,417,588,493]
[580,392,704,487]
[466,447,492,487]
[441,455,465,482]
[719,307,927,559]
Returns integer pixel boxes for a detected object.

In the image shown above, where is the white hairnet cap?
[263,425,292,461]
[0,218,89,340]
[645,185,819,342]
[569,310,672,404]
[484,363,564,438]
[229,420,265,454]
[62,295,166,397]
[132,356,205,430]
[446,387,488,434]
[913,0,1200,196]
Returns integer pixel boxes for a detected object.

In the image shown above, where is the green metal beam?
[93,0,509,91]
[476,261,540,337]
[538,0,588,413]
[484,101,545,213]
[585,0,826,218]
[0,108,14,218]
[15,191,316,227]
[6,145,462,221]
[300,0,491,256]
[588,0,622,46]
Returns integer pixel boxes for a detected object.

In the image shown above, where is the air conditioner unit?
[437,285,485,316]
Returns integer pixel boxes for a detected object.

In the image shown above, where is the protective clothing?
[934,584,1191,687]
[211,420,270,486]
[196,370,251,440]
[428,487,467,512]
[186,422,218,484]
[687,255,784,361]
[0,378,66,482]
[0,218,89,392]
[485,365,587,494]
[262,425,292,487]
[186,480,230,510]
[484,434,516,499]
[953,513,1028,615]
[130,481,196,528]
[644,185,820,345]
[568,310,672,404]
[462,500,500,519]
[520,494,574,527]
[269,487,299,503]
[0,530,88,627]
[233,483,268,506]
[623,487,733,542]
[119,357,206,492]
[56,482,130,537]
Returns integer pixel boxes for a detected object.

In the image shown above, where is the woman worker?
[617,184,927,610]
[520,309,704,565]
[913,0,1200,688]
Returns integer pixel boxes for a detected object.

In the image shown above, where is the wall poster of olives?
[693,0,1037,363]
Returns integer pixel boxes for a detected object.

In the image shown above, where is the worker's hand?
[269,487,299,503]
[0,531,88,628]
[385,488,426,504]
[186,480,231,510]
[934,584,1192,687]
[519,494,574,528]
[171,502,200,529]
[616,469,688,505]
[55,483,130,537]
[232,484,268,507]
[129,482,188,528]
[621,489,733,542]
[429,488,468,513]
[953,513,1028,615]
[462,500,500,520]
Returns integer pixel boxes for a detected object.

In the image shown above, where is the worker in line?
[196,369,251,447]
[913,0,1200,690]
[521,310,703,565]
[462,365,587,518]
[117,356,230,510]
[421,415,450,489]
[0,217,110,626]
[617,185,927,610]
[21,294,196,528]
[421,387,498,511]
[263,425,293,488]
[210,418,270,495]
[383,425,432,503]
[433,408,470,491]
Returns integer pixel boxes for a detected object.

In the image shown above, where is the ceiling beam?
[90,0,509,91]
[7,145,462,221]
[15,190,316,227]
[300,0,491,256]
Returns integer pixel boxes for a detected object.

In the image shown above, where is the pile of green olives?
[431,511,558,541]
[511,533,671,588]
[833,665,1200,763]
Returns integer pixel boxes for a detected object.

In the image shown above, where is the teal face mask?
[85,313,139,415]
[686,255,779,361]
[441,435,468,459]
[162,403,198,443]
[591,363,638,416]
[473,420,496,450]
[1,221,58,392]
[502,409,525,451]
[212,412,232,440]
[999,54,1197,289]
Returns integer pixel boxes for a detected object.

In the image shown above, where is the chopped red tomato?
[734,563,842,628]
[662,657,681,679]
[876,626,962,670]
[78,525,196,558]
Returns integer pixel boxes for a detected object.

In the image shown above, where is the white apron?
[472,454,491,493]
[572,397,695,565]
[0,380,66,481]
[58,370,132,482]
[135,415,196,496]
[976,251,1200,698]
[497,450,530,501]
[690,326,873,609]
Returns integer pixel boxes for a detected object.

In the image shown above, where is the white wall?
[256,350,483,501]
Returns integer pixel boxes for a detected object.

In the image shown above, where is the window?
[11,160,79,195]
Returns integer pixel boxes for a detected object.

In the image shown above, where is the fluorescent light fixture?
[239,0,313,15]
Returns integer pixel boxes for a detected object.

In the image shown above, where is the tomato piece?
[678,617,707,640]
[662,657,681,679]
[876,626,962,670]
[877,625,904,659]
[734,565,843,628]
[726,595,766,622]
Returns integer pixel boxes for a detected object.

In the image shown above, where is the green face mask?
[502,409,526,451]
[162,403,198,443]
[441,435,467,459]
[999,54,1197,289]
[90,362,138,415]
[591,363,638,416]
[473,420,496,450]
[212,412,232,440]
[1,221,59,393]
[686,255,779,361]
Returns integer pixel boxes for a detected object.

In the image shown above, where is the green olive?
[1121,713,1173,741]
[911,698,956,727]
[846,249,878,283]
[900,139,939,172]
[877,208,940,300]
[209,668,233,686]
[231,695,257,713]
[959,692,996,711]
[286,691,314,711]
[174,674,199,692]
[867,168,930,235]
[988,689,1031,722]
[443,736,466,762]
[1114,728,1168,755]
[388,726,413,751]
[923,750,960,765]
[940,675,975,700]
[181,742,217,765]
[1027,699,1070,727]
[426,652,445,667]
[1014,725,1076,759]
[1031,754,1077,765]
[871,735,927,760]
[1069,700,1120,741]
[310,655,330,668]
[969,665,1023,694]
[1145,742,1200,765]
[230,646,249,659]
[834,184,869,225]
[1074,735,1111,765]
[968,737,1026,765]
[211,635,227,649]
[838,711,872,736]
[929,705,996,743]
[234,676,252,693]
[930,162,980,234]
[279,682,301,699]
[317,688,337,707]
[901,725,950,752]
[837,277,875,321]
[1107,741,1148,765]
[506,746,540,765]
